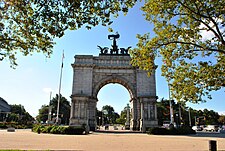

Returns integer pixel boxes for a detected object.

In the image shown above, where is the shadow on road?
[94,130,143,134]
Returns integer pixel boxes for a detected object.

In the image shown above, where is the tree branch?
[206,11,225,45]
[177,0,209,19]
[156,40,225,54]
[0,52,4,61]
[177,0,224,46]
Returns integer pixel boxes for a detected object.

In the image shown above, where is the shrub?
[0,122,33,129]
[32,124,85,135]
[147,127,170,135]
[147,126,196,135]
[32,124,44,132]
[176,126,196,135]
[65,126,85,135]
[0,123,7,129]
[42,125,54,133]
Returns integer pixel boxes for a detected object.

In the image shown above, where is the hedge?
[32,125,85,135]
[147,126,196,135]
[0,122,33,129]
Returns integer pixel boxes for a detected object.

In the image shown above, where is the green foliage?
[50,94,71,124]
[115,105,129,125]
[147,126,196,135]
[0,122,8,129]
[218,115,225,125]
[131,0,225,103]
[175,126,196,135]
[115,118,126,125]
[157,99,175,126]
[157,99,221,126]
[0,122,33,129]
[32,124,43,132]
[0,0,137,67]
[36,94,70,125]
[49,126,66,134]
[32,124,85,135]
[5,104,34,125]
[36,105,49,123]
[102,105,119,124]
[147,127,170,135]
[190,108,220,125]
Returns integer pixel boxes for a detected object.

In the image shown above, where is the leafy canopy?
[36,94,70,124]
[0,0,137,67]
[131,0,225,103]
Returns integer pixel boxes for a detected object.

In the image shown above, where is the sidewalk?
[0,129,225,151]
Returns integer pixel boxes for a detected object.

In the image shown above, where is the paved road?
[0,129,225,151]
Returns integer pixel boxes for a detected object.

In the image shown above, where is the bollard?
[209,140,217,151]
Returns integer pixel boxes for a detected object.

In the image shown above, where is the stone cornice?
[138,96,158,99]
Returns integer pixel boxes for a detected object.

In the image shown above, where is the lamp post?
[98,116,101,128]
[102,111,104,126]
[189,107,192,126]
[56,50,64,125]
[125,104,130,130]
[168,84,174,125]
[47,91,52,124]
[102,110,108,130]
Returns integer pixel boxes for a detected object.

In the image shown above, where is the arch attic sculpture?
[69,34,158,132]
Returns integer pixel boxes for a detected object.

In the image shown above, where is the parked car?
[203,125,219,132]
[192,126,202,131]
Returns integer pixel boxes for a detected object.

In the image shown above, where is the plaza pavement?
[0,129,225,151]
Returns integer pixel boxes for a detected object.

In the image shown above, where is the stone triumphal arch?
[69,34,158,131]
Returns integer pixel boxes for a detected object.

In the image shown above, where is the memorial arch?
[69,34,158,131]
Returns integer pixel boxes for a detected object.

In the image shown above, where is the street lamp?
[98,116,101,128]
[125,104,130,130]
[189,107,192,126]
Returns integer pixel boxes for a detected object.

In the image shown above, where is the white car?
[203,125,219,132]
[192,126,202,131]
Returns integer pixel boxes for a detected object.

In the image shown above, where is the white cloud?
[218,111,225,115]
[43,88,53,93]
[199,22,215,41]
[199,18,224,41]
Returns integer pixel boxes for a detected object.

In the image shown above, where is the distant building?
[0,97,11,112]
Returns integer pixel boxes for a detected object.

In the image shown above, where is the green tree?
[115,106,127,125]
[102,105,119,124]
[202,109,220,125]
[36,105,49,123]
[188,108,220,126]
[96,108,103,126]
[156,99,171,126]
[131,0,225,103]
[218,115,225,125]
[36,94,70,124]
[1,0,137,67]
[156,99,190,126]
[7,104,34,124]
[50,94,71,125]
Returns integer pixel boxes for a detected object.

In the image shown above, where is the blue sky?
[0,1,224,117]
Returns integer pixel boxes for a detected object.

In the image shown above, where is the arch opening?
[97,83,130,114]
[96,83,132,131]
